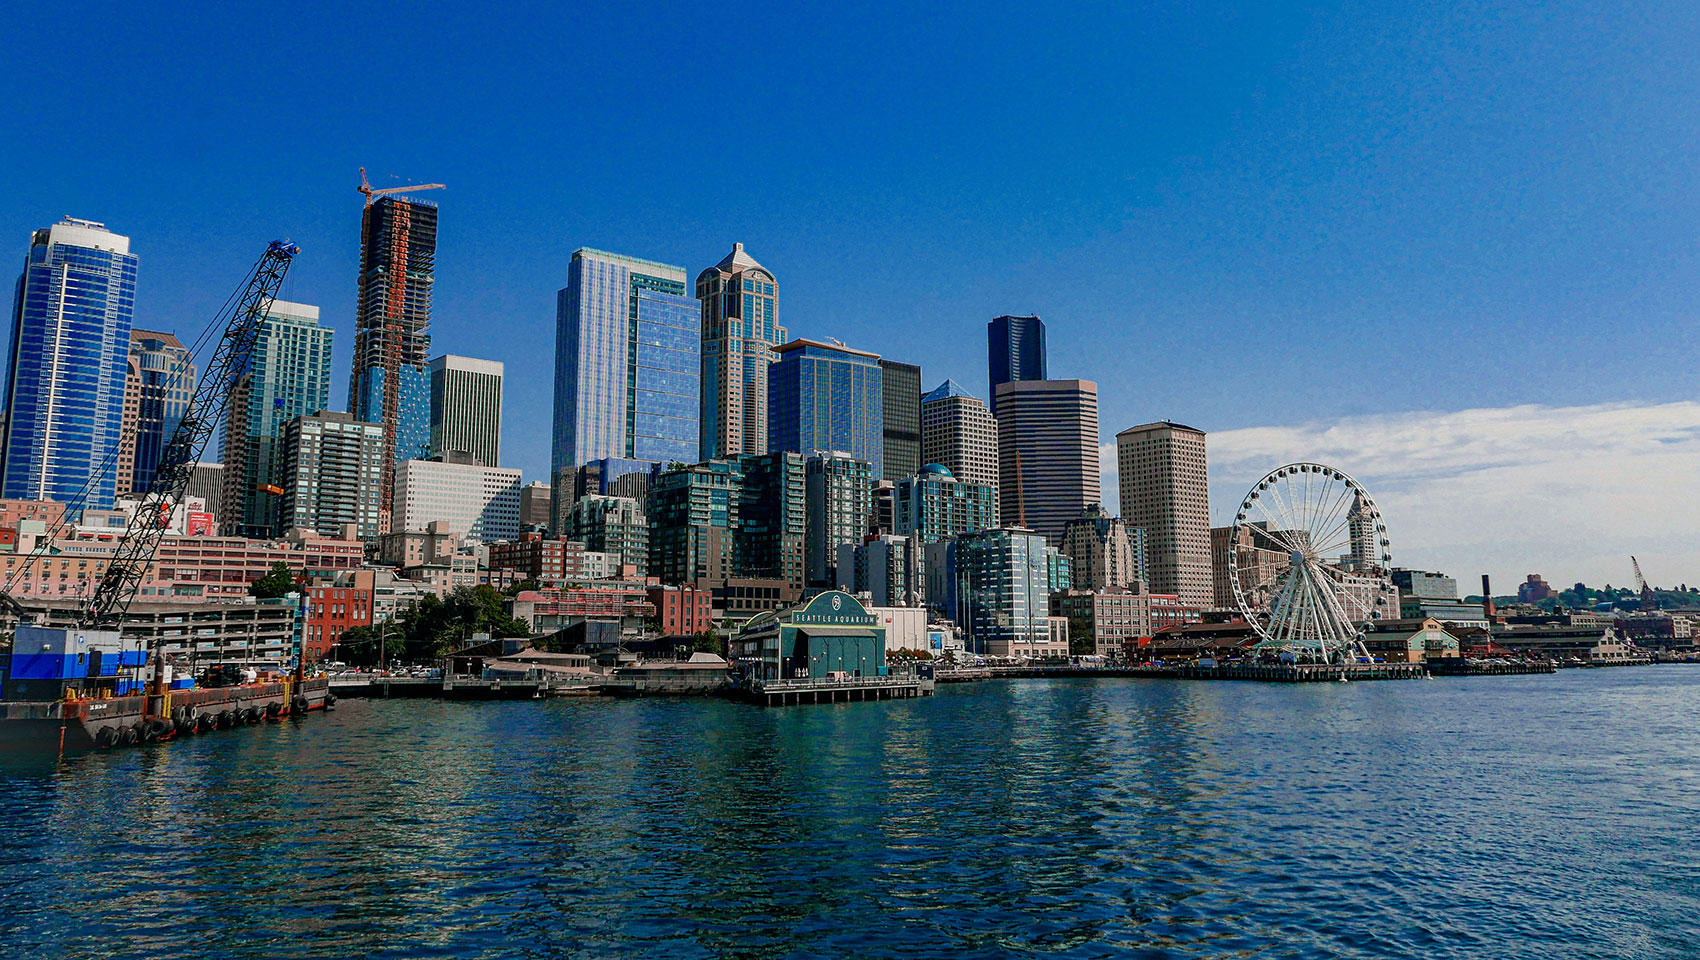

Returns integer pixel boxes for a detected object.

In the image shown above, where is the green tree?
[1067,620,1095,657]
[249,561,298,599]
[692,629,726,657]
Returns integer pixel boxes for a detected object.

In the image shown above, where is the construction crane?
[1631,556,1657,612]
[358,167,445,207]
[83,241,301,628]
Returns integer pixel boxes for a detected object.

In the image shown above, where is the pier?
[1176,661,1426,682]
[733,675,935,706]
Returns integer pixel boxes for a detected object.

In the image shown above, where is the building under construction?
[349,179,440,533]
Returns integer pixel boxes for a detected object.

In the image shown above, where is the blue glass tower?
[552,249,700,476]
[1,218,138,508]
[124,330,196,495]
[767,339,884,476]
[986,314,1047,416]
[223,300,333,536]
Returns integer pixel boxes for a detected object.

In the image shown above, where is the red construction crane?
[358,167,445,207]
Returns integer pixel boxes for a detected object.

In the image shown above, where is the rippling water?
[4,669,1699,958]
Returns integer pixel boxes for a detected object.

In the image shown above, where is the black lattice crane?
[82,240,301,628]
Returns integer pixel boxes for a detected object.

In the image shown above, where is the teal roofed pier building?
[734,590,888,681]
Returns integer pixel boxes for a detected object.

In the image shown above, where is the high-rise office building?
[805,452,873,587]
[224,300,333,537]
[393,454,522,543]
[920,379,999,522]
[429,354,503,467]
[738,451,807,594]
[894,464,996,546]
[836,534,923,607]
[1059,504,1146,593]
[520,481,551,529]
[927,526,1056,657]
[565,495,649,576]
[2,218,137,507]
[280,411,386,539]
[647,460,742,589]
[186,462,225,525]
[552,249,700,476]
[768,339,884,474]
[350,195,437,532]
[697,243,785,460]
[878,359,922,481]
[1116,421,1211,607]
[986,315,1046,416]
[993,379,1100,544]
[116,330,195,496]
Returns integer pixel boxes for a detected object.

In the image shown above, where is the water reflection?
[3,670,1699,958]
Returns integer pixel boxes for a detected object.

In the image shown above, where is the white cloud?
[1100,401,1700,592]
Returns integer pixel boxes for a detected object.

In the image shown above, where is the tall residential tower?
[350,194,438,532]
[2,218,137,507]
[223,299,333,537]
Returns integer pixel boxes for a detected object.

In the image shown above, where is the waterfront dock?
[328,676,563,700]
[1176,661,1426,682]
[733,675,935,706]
[1427,658,1557,676]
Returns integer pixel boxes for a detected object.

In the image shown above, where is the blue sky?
[3,0,1698,584]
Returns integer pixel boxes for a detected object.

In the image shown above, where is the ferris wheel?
[1227,463,1394,662]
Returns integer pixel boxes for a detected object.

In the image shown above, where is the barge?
[1,624,333,754]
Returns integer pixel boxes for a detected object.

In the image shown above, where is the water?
[3,669,1698,959]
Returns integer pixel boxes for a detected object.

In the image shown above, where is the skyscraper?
[1,218,137,507]
[552,249,700,476]
[647,460,742,589]
[921,379,1000,522]
[116,330,195,496]
[878,358,922,481]
[767,339,884,474]
[805,452,873,587]
[1059,504,1146,592]
[429,354,503,467]
[986,315,1046,416]
[224,299,333,537]
[350,195,437,532]
[993,379,1100,544]
[280,411,387,540]
[737,451,808,594]
[1116,421,1211,607]
[697,243,785,460]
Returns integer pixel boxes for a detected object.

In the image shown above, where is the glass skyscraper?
[428,354,503,467]
[552,249,700,477]
[1,218,138,508]
[223,300,333,536]
[120,330,196,496]
[986,314,1047,416]
[767,339,884,476]
[878,358,922,481]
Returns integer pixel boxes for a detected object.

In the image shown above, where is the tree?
[1067,620,1096,657]
[692,629,726,658]
[249,561,298,599]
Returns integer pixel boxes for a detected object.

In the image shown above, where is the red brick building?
[304,571,376,663]
[647,584,714,635]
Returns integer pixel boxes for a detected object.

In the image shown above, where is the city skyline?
[1,2,1695,587]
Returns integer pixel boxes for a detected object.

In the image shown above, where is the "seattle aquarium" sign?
[791,591,877,627]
